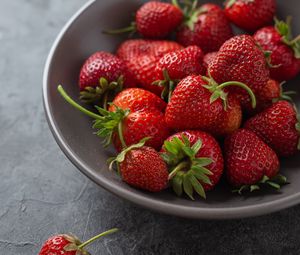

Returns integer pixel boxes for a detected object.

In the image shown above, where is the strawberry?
[203,51,218,71]
[108,88,166,113]
[224,0,276,32]
[125,54,163,96]
[154,46,205,100]
[210,95,242,137]
[110,138,168,192]
[244,101,300,157]
[39,229,118,255]
[253,17,300,81]
[116,39,183,62]
[79,51,135,105]
[160,131,224,199]
[57,86,170,151]
[165,75,255,132]
[225,129,285,193]
[208,35,270,109]
[176,3,233,53]
[106,1,183,38]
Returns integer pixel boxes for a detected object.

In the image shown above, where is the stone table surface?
[0,0,300,254]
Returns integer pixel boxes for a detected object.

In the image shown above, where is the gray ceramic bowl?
[43,0,300,219]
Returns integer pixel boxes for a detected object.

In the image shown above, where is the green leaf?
[183,174,194,200]
[250,185,260,192]
[191,170,212,185]
[164,141,179,155]
[259,175,270,183]
[181,134,191,147]
[191,165,213,176]
[193,157,214,167]
[182,146,195,158]
[189,174,206,199]
[267,181,281,190]
[271,174,287,185]
[191,139,202,154]
[210,91,220,103]
[172,175,183,197]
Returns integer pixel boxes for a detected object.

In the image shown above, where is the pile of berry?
[58,0,300,200]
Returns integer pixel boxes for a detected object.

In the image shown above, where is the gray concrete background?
[0,0,300,254]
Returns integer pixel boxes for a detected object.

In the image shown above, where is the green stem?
[172,0,180,8]
[103,91,109,111]
[103,23,136,35]
[217,81,257,108]
[168,161,190,180]
[57,85,103,119]
[78,228,119,249]
[118,121,127,149]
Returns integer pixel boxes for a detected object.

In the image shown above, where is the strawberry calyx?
[62,228,118,255]
[153,69,180,102]
[273,81,296,103]
[109,137,150,173]
[178,0,207,31]
[202,75,257,110]
[233,174,287,194]
[80,76,124,108]
[275,16,300,59]
[58,85,129,147]
[161,135,214,199]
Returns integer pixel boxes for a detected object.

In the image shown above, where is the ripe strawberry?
[224,0,276,32]
[165,75,255,132]
[176,3,233,53]
[58,86,170,151]
[244,101,300,157]
[243,79,281,115]
[203,51,218,71]
[253,17,300,81]
[125,54,163,96]
[225,129,285,193]
[116,39,183,62]
[160,130,224,199]
[154,46,205,100]
[208,35,270,109]
[107,1,183,38]
[39,229,118,255]
[79,51,135,105]
[111,110,170,152]
[110,139,168,192]
[109,88,166,113]
[211,95,242,137]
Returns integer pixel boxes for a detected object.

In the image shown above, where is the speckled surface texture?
[0,0,299,254]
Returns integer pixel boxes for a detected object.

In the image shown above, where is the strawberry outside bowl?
[43,0,300,219]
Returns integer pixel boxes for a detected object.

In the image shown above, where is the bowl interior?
[44,0,300,219]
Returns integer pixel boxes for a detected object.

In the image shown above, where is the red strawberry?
[244,101,300,157]
[79,51,135,105]
[154,46,205,100]
[39,229,118,255]
[203,51,218,71]
[160,130,224,199]
[253,17,300,81]
[176,3,233,53]
[211,95,242,137]
[125,54,163,96]
[112,110,170,152]
[165,75,255,132]
[109,88,166,113]
[243,79,280,115]
[110,139,169,192]
[116,39,183,62]
[208,35,270,109]
[225,129,285,193]
[58,86,170,151]
[107,1,183,38]
[224,0,276,32]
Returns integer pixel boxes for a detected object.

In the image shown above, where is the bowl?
[43,0,300,219]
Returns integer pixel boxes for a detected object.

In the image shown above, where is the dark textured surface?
[0,0,299,254]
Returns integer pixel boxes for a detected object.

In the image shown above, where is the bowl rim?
[43,0,300,220]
